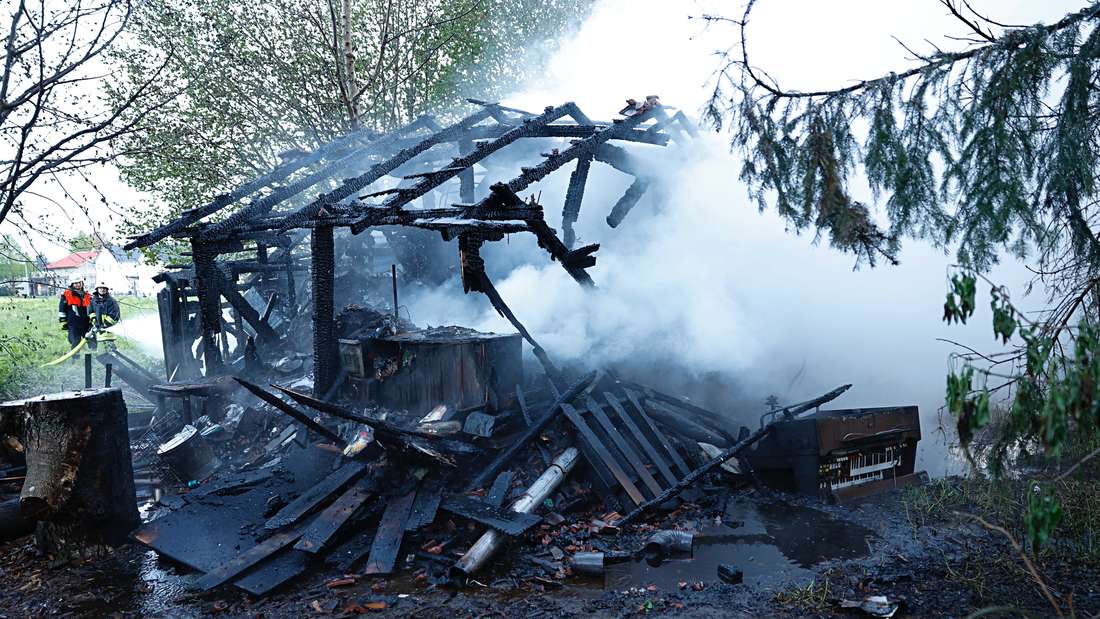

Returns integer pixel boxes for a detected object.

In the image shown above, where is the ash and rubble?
[0,98,933,613]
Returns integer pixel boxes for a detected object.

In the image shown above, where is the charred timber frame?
[311,226,338,396]
[191,238,225,374]
[128,99,691,380]
[124,121,417,250]
[562,154,593,249]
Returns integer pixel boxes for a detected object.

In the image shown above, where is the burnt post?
[191,237,225,375]
[311,225,337,396]
[0,388,138,557]
[256,242,268,293]
[285,249,297,311]
[459,137,475,202]
[561,153,593,249]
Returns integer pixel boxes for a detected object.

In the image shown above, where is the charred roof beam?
[457,107,662,285]
[201,122,424,239]
[275,107,499,232]
[124,116,435,250]
[347,103,582,235]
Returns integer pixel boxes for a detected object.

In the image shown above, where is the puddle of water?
[603,499,875,591]
[135,550,193,616]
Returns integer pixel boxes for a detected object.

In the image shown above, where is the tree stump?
[0,388,138,557]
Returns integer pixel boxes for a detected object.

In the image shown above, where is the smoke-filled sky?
[404,0,1083,475]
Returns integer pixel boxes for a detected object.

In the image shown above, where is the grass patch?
[902,476,1100,565]
[772,575,833,610]
[0,295,161,404]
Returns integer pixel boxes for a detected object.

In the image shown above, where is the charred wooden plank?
[582,396,662,496]
[327,529,376,572]
[616,424,774,527]
[273,385,480,457]
[212,267,279,344]
[233,547,310,596]
[486,471,515,507]
[348,105,572,234]
[439,494,541,535]
[561,154,592,249]
[124,123,388,249]
[293,478,375,554]
[623,381,735,441]
[203,134,397,239]
[603,392,677,487]
[623,388,691,476]
[188,468,273,500]
[196,529,302,591]
[561,402,645,505]
[264,461,369,531]
[516,385,552,466]
[460,123,671,145]
[605,177,651,229]
[191,239,224,374]
[235,378,344,446]
[95,353,156,402]
[645,400,729,447]
[405,477,444,531]
[311,225,338,395]
[363,490,416,575]
[464,371,597,491]
[279,109,494,232]
[573,435,625,513]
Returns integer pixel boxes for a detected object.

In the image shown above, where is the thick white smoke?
[112,312,164,358]
[402,0,1057,476]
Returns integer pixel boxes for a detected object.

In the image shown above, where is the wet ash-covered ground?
[1,482,1096,618]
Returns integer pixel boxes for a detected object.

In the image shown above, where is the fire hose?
[40,324,115,367]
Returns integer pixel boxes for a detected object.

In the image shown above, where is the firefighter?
[91,283,120,329]
[90,283,120,351]
[58,279,92,349]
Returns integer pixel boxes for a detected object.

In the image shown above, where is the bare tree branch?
[0,0,178,230]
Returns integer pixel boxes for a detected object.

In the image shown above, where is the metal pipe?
[451,447,579,582]
[643,530,694,559]
[571,552,604,576]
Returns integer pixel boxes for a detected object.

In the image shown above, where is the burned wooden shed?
[124,97,698,397]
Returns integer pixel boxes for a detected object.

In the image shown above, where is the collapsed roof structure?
[124,97,699,391]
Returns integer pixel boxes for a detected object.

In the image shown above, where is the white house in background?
[40,246,161,297]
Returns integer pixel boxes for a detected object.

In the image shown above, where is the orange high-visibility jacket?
[58,288,91,325]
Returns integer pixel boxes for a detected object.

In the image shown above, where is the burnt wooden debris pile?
[0,98,925,597]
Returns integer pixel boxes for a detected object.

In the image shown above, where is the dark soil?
[0,484,1095,618]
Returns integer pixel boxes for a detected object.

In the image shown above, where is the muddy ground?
[0,482,1095,618]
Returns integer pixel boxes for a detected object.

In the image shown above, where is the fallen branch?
[954,511,1064,618]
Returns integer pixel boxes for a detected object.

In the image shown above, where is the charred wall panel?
[360,330,521,415]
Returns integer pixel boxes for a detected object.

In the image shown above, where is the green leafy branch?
[942,268,1100,549]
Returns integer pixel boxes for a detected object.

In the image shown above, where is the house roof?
[105,244,142,263]
[44,250,98,270]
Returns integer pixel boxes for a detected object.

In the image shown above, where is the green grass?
[0,295,161,403]
[772,574,834,610]
[902,476,1100,564]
